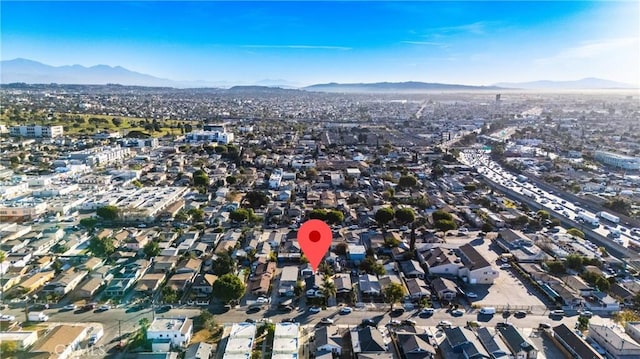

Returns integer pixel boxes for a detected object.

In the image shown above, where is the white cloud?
[535,37,639,65]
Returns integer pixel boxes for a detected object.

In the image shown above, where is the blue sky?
[2,1,639,86]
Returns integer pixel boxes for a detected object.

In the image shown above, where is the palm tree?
[321,275,337,306]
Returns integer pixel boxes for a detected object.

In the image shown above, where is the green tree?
[230,208,250,222]
[537,210,550,220]
[546,260,565,275]
[212,252,235,276]
[294,280,305,298]
[604,198,631,216]
[212,274,246,304]
[383,282,406,310]
[334,242,349,255]
[187,207,204,222]
[398,175,418,189]
[595,276,610,292]
[432,210,453,222]
[88,236,115,258]
[0,341,18,356]
[321,275,337,305]
[79,217,98,229]
[96,205,119,221]
[395,208,416,224]
[162,286,179,303]
[375,207,395,227]
[309,209,328,221]
[481,222,494,233]
[567,228,585,239]
[143,241,161,258]
[131,179,143,188]
[434,219,457,233]
[174,210,188,222]
[0,251,5,303]
[360,257,385,276]
[577,316,589,331]
[326,210,345,225]
[565,254,584,271]
[243,191,270,209]
[193,169,210,187]
[226,175,237,185]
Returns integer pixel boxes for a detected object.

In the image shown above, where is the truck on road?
[598,211,620,224]
[516,175,528,183]
[578,212,600,227]
[28,312,49,322]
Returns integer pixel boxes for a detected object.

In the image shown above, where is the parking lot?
[447,236,549,313]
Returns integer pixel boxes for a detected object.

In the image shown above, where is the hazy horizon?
[2,1,639,86]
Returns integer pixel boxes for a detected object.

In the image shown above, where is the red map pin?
[297,219,332,272]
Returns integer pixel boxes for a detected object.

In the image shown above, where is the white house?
[147,318,193,348]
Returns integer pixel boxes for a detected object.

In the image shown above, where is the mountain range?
[1,58,636,91]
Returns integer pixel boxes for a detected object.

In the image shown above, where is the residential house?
[334,273,353,297]
[457,244,499,284]
[405,278,430,300]
[147,318,193,348]
[19,271,55,293]
[167,272,196,292]
[420,247,462,277]
[610,282,640,307]
[395,331,436,359]
[135,273,167,295]
[351,327,387,355]
[279,266,299,297]
[75,276,107,299]
[153,256,177,273]
[400,260,426,279]
[497,325,538,359]
[431,277,458,301]
[585,292,621,314]
[315,326,343,355]
[192,274,217,295]
[30,325,89,359]
[349,245,366,264]
[475,327,510,359]
[185,342,214,359]
[126,234,150,251]
[176,258,202,274]
[42,269,88,296]
[443,327,490,359]
[552,324,604,359]
[359,274,382,296]
[588,322,640,359]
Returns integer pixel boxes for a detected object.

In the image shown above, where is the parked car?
[340,307,353,314]
[466,292,478,298]
[0,315,16,322]
[550,310,565,317]
[62,304,77,311]
[451,309,464,316]
[579,311,593,318]
[388,320,401,326]
[98,304,111,311]
[437,320,452,328]
[320,317,334,324]
[419,308,435,317]
[361,319,376,327]
[402,319,417,326]
[539,322,552,329]
[514,311,527,318]
[309,306,321,313]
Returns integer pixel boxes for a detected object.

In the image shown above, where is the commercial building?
[595,151,640,170]
[10,125,64,138]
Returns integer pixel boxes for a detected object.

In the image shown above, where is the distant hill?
[0,58,227,88]
[493,78,637,90]
[304,81,502,93]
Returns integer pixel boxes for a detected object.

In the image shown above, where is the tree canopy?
[143,241,161,258]
[567,228,585,239]
[96,205,119,221]
[395,208,416,224]
[359,257,385,276]
[88,236,115,258]
[243,191,270,209]
[383,282,406,310]
[212,274,246,304]
[432,210,453,222]
[398,175,418,189]
[375,207,395,227]
[434,219,457,232]
[193,169,210,187]
[212,251,236,276]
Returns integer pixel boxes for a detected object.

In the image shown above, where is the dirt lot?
[446,235,549,314]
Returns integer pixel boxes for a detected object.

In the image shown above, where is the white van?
[479,307,496,315]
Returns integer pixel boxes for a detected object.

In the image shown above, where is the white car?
[0,314,16,322]
[98,304,111,311]
[320,317,334,324]
[419,308,435,316]
[437,320,452,328]
[309,306,321,313]
[63,304,77,310]
[388,319,401,326]
[466,292,478,298]
[256,297,269,304]
[340,307,353,314]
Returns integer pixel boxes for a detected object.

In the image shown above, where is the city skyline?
[1,1,639,86]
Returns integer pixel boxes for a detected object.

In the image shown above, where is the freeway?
[459,150,640,265]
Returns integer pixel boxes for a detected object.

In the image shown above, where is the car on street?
[451,309,465,316]
[579,310,593,318]
[466,292,478,298]
[402,319,417,326]
[514,311,527,318]
[0,315,16,322]
[419,308,435,317]
[340,307,353,314]
[62,304,77,311]
[256,297,269,304]
[500,263,512,269]
[361,319,376,327]
[539,322,552,329]
[550,310,565,317]
[320,317,334,324]
[98,304,111,311]
[281,318,296,323]
[309,306,321,313]
[437,320,452,328]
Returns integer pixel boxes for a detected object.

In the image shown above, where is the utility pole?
[119,320,122,339]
